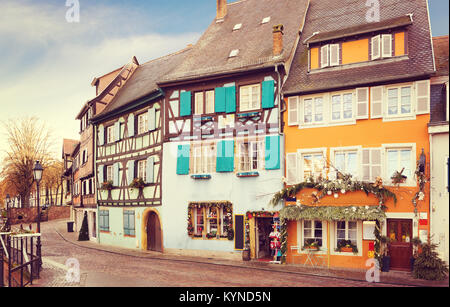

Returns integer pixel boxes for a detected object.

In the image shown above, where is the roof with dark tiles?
[283,0,435,96]
[432,35,449,77]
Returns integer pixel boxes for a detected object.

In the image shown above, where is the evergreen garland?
[279,204,386,221]
[78,211,89,241]
[280,218,287,264]
[413,241,449,280]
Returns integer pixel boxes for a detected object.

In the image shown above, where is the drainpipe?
[275,63,285,195]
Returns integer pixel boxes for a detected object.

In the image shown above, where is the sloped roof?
[91,47,193,122]
[432,35,449,77]
[62,139,79,157]
[284,0,435,95]
[160,0,310,83]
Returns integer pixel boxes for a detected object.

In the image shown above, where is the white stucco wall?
[430,131,449,263]
[161,139,284,254]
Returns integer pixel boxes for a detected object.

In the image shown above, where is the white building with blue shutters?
[157,0,310,260]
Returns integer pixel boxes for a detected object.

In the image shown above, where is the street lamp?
[33,160,43,270]
[5,194,10,231]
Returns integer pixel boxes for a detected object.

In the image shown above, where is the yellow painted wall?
[341,39,369,64]
[395,32,405,56]
[310,47,319,70]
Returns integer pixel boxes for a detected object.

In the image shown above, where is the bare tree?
[1,117,54,207]
[42,160,64,206]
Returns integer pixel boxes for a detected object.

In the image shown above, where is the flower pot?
[242,249,251,261]
[340,247,353,253]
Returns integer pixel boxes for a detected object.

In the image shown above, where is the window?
[206,207,218,234]
[107,125,115,144]
[240,84,260,112]
[137,160,147,182]
[88,179,93,195]
[336,221,357,246]
[287,96,298,126]
[190,204,233,239]
[229,49,239,58]
[321,45,329,68]
[192,143,215,174]
[205,90,215,114]
[261,16,271,24]
[334,151,358,179]
[372,34,392,60]
[99,210,109,232]
[362,148,382,182]
[194,92,204,115]
[106,165,113,182]
[303,220,323,247]
[387,86,412,117]
[386,148,412,183]
[303,97,324,124]
[123,210,135,236]
[238,140,264,172]
[137,113,148,135]
[301,152,325,180]
[331,93,353,121]
[194,208,204,236]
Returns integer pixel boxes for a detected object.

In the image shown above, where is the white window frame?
[192,142,216,174]
[329,146,362,180]
[194,208,204,236]
[381,34,392,58]
[137,160,147,182]
[330,91,354,123]
[240,84,261,112]
[321,45,329,68]
[205,90,215,114]
[302,96,325,125]
[385,83,414,119]
[107,125,115,144]
[296,220,327,254]
[335,220,358,245]
[329,43,340,66]
[237,138,264,172]
[297,148,327,181]
[287,96,299,126]
[137,113,148,135]
[106,165,113,182]
[371,35,381,60]
[194,92,204,115]
[382,143,416,187]
[330,221,362,256]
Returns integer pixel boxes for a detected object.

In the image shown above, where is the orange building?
[278,0,435,271]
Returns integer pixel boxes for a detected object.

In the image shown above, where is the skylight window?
[229,49,239,58]
[233,23,242,31]
[261,17,271,24]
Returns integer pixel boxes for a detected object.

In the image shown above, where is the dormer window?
[371,34,392,60]
[229,49,239,58]
[320,44,340,68]
[261,17,271,24]
[233,23,242,31]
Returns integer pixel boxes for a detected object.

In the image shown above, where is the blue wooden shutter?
[176,144,190,175]
[126,160,134,185]
[146,156,155,183]
[128,114,135,137]
[215,87,226,113]
[148,107,156,131]
[262,80,275,109]
[216,140,234,172]
[225,86,236,113]
[180,91,192,116]
[265,135,280,170]
[98,165,104,185]
[98,125,104,146]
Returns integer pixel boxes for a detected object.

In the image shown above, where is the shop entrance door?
[387,219,413,270]
[256,217,272,259]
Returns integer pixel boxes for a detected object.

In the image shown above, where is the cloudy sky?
[0,0,448,162]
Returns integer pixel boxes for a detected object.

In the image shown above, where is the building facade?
[280,0,435,270]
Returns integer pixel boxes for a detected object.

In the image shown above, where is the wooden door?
[387,219,412,270]
[147,212,162,252]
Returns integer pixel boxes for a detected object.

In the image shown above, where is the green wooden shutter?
[265,135,280,170]
[180,91,192,116]
[113,162,120,186]
[98,125,104,146]
[98,165,104,185]
[146,156,155,183]
[128,114,135,137]
[176,144,190,175]
[114,121,121,141]
[126,160,134,185]
[215,87,226,113]
[216,140,234,172]
[225,86,236,113]
[148,107,156,131]
[262,80,275,109]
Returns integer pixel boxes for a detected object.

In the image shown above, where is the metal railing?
[1,232,41,287]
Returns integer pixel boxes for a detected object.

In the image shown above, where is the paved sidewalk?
[35,219,446,287]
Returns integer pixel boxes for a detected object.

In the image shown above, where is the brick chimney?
[273,24,284,57]
[216,0,227,20]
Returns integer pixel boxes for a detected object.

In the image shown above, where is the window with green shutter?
[215,87,226,113]
[123,210,135,236]
[99,210,109,232]
[262,80,275,109]
[180,91,192,116]
[265,135,280,170]
[176,144,190,175]
[216,140,235,172]
[225,86,236,113]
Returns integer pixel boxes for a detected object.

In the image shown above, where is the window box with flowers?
[302,239,320,251]
[336,239,358,254]
[101,181,114,190]
[130,177,145,189]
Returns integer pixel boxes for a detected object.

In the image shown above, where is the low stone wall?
[8,206,71,225]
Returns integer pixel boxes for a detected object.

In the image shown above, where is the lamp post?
[5,194,10,231]
[33,160,43,270]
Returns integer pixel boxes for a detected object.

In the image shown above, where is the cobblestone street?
[25,219,447,287]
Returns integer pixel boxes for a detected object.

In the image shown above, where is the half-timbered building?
[157,0,309,260]
[90,49,191,250]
